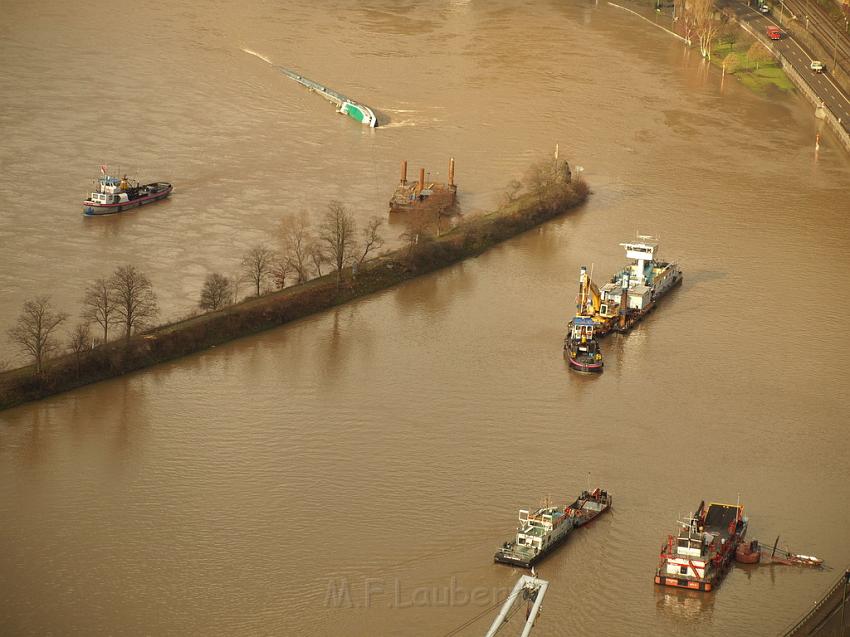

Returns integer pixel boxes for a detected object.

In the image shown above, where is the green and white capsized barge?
[275,66,377,127]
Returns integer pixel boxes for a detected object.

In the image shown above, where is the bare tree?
[271,257,291,290]
[692,0,719,58]
[308,240,327,277]
[399,216,432,263]
[280,215,314,284]
[68,322,91,373]
[199,272,233,311]
[747,42,772,70]
[524,157,573,209]
[719,23,737,51]
[357,216,385,264]
[109,264,159,341]
[500,178,523,207]
[7,296,68,374]
[82,277,117,344]
[318,201,358,287]
[241,244,277,296]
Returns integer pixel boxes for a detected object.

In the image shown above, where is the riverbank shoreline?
[0,177,588,412]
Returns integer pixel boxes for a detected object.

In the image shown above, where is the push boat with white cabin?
[654,500,747,592]
[82,169,172,216]
[494,488,612,568]
[564,316,603,372]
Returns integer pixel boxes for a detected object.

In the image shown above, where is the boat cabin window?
[600,304,607,314]
[679,565,688,575]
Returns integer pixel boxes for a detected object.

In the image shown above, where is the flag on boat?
[100,164,108,175]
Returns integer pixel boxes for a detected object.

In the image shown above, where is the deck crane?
[577,265,602,316]
[483,574,549,637]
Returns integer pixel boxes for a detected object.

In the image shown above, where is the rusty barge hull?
[389,158,457,214]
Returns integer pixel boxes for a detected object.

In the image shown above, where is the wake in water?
[241,48,272,65]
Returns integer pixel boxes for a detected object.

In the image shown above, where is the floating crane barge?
[569,238,682,337]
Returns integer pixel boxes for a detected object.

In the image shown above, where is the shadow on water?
[684,270,727,286]
[392,260,475,317]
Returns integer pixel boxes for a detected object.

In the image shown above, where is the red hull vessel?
[654,500,747,592]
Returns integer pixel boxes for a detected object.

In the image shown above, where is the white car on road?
[810,60,824,73]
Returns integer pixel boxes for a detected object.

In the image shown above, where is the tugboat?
[83,167,172,215]
[654,500,747,592]
[494,488,612,568]
[564,316,603,373]
[568,238,682,337]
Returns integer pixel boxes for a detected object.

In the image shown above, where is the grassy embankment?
[631,0,794,93]
[711,40,794,93]
[0,169,589,412]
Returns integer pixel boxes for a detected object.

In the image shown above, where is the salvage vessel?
[83,169,172,216]
[494,488,612,568]
[569,238,682,336]
[564,316,603,372]
[654,500,747,592]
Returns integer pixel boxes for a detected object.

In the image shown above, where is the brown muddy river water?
[1,0,849,635]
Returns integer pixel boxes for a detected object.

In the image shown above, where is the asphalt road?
[719,0,850,135]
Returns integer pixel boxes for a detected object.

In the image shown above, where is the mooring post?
[400,160,407,185]
[418,167,425,193]
[448,157,455,187]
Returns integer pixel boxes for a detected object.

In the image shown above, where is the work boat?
[83,169,172,215]
[654,500,747,592]
[494,488,612,568]
[569,238,682,336]
[564,316,603,372]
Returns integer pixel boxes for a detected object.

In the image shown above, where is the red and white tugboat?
[654,500,747,592]
[82,166,172,216]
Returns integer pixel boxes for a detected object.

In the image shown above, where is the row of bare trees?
[6,265,158,374]
[199,201,385,311]
[672,0,728,59]
[5,202,384,375]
